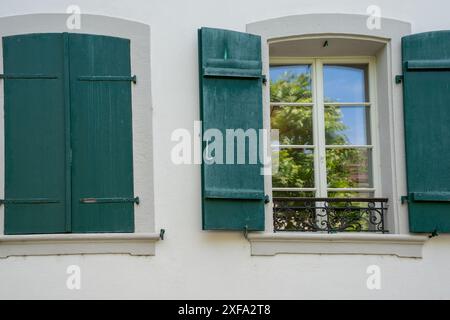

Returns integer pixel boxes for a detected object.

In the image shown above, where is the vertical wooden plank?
[63,32,72,233]
[69,34,134,233]
[3,34,67,234]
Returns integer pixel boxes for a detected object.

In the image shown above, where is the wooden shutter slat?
[405,59,450,70]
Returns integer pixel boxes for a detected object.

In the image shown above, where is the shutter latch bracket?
[243,225,249,239]
[429,230,439,239]
[395,75,404,84]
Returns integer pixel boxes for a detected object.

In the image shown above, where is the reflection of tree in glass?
[271,71,366,196]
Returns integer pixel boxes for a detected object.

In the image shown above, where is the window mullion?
[368,57,381,198]
[314,59,328,198]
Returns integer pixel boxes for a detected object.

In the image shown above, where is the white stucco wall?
[1,0,450,299]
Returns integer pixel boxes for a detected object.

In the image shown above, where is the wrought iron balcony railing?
[273,197,389,234]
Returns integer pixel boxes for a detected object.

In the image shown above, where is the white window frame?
[270,56,381,199]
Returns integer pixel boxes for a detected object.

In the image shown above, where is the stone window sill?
[248,233,429,258]
[0,233,160,258]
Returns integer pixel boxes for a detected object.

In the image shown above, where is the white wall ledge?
[0,233,160,258]
[248,233,429,258]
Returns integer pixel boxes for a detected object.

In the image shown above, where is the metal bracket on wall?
[395,75,404,84]
[0,199,60,205]
[261,74,267,85]
[243,225,249,239]
[401,195,409,204]
[160,229,166,240]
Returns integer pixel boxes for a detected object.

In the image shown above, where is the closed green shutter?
[198,27,265,231]
[2,33,135,234]
[3,34,67,234]
[402,31,450,233]
[69,34,134,233]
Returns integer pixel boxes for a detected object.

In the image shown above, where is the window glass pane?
[272,148,315,189]
[273,191,316,198]
[323,64,369,103]
[325,105,371,145]
[326,148,373,188]
[270,65,312,103]
[327,192,375,199]
[271,105,313,145]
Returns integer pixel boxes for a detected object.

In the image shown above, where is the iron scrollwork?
[273,197,388,233]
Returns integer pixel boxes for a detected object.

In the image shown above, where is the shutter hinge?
[0,199,60,205]
[79,197,140,204]
[262,75,267,85]
[395,75,404,84]
[0,74,58,80]
[264,194,271,204]
[77,75,137,84]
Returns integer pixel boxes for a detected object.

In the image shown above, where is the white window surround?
[246,14,429,258]
[0,14,159,258]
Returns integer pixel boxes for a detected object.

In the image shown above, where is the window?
[2,33,137,235]
[270,58,386,233]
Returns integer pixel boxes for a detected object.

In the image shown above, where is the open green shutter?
[198,27,265,231]
[402,31,450,233]
[3,34,67,234]
[69,34,135,233]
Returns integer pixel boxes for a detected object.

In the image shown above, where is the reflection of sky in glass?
[324,65,367,103]
[270,65,311,83]
[334,107,369,145]
[270,64,370,146]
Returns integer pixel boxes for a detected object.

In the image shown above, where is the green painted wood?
[3,34,67,234]
[63,33,72,232]
[199,27,265,231]
[410,192,450,202]
[69,34,134,233]
[406,59,450,70]
[402,31,450,233]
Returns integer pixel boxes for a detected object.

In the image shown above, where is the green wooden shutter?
[69,34,135,233]
[3,34,67,234]
[198,27,265,231]
[402,31,450,233]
